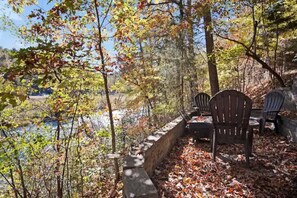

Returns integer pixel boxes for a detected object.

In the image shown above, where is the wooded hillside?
[0,0,296,197]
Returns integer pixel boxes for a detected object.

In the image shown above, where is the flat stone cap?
[123,155,144,170]
[123,168,158,198]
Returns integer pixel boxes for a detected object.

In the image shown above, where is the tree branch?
[100,0,113,28]
[147,0,178,6]
[0,172,23,198]
[215,32,285,87]
[215,32,250,51]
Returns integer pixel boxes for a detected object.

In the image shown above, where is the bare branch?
[214,32,285,87]
[100,0,113,28]
[147,0,178,6]
[215,32,250,51]
[0,172,23,198]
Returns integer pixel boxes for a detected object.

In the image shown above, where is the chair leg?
[248,129,253,157]
[274,115,281,133]
[259,118,265,135]
[210,136,213,152]
[212,142,217,162]
[212,134,217,162]
[274,121,279,134]
[245,143,250,167]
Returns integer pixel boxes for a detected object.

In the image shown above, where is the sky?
[0,1,60,49]
[0,1,27,49]
[0,0,115,54]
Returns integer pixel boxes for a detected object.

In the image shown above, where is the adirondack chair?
[259,90,285,135]
[194,93,211,116]
[209,90,253,166]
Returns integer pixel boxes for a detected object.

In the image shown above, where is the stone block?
[280,116,297,143]
[123,155,144,170]
[123,168,158,198]
[122,116,186,198]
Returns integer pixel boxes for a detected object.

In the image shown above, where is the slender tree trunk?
[102,74,119,180]
[2,130,28,198]
[0,171,22,198]
[56,116,63,198]
[94,0,119,182]
[62,89,80,198]
[77,131,83,197]
[203,6,219,96]
[16,158,27,198]
[9,169,18,198]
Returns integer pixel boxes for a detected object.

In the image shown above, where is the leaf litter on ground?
[152,129,297,198]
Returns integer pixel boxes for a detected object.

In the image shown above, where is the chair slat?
[194,93,211,115]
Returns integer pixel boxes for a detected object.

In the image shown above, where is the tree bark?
[94,0,119,182]
[203,7,220,96]
[56,116,63,198]
[177,0,185,109]
[186,0,198,102]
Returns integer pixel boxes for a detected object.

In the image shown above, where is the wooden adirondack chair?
[209,90,253,166]
[194,93,211,116]
[259,90,285,135]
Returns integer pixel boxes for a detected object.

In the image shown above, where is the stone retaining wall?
[280,116,297,143]
[274,80,297,143]
[278,76,297,111]
[123,116,186,198]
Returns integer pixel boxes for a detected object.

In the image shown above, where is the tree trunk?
[178,0,185,109]
[9,169,18,198]
[203,7,219,96]
[186,0,198,103]
[56,117,63,198]
[94,0,119,182]
[2,130,28,198]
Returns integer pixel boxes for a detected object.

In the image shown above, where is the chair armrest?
[263,110,281,113]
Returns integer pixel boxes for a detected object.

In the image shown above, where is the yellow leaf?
[183,177,191,184]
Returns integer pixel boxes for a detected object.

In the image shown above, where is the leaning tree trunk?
[214,5,286,88]
[246,51,285,87]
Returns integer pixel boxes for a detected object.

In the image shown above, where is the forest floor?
[151,129,297,198]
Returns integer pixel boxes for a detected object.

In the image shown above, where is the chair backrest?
[263,90,285,120]
[194,93,211,113]
[209,90,253,144]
